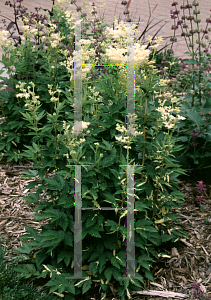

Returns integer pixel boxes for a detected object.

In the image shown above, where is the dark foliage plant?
[0,1,188,299]
[167,0,211,172]
[0,240,56,300]
[0,3,187,299]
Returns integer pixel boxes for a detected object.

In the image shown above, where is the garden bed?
[0,158,211,300]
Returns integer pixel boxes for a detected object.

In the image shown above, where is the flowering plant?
[164,0,211,173]
[169,0,211,106]
[1,1,187,299]
[194,180,208,206]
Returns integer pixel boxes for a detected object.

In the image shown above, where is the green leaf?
[44,175,65,190]
[21,169,38,177]
[104,220,119,230]
[23,192,39,204]
[25,180,39,189]
[86,214,97,228]
[144,270,154,281]
[111,256,121,269]
[63,231,73,247]
[0,143,5,151]
[98,253,107,273]
[57,250,67,263]
[89,261,99,276]
[65,280,75,294]
[147,232,161,246]
[32,142,39,152]
[14,264,39,279]
[6,133,17,143]
[101,138,113,151]
[89,228,102,238]
[140,261,151,270]
[57,217,69,231]
[14,242,33,254]
[129,276,144,287]
[104,238,118,250]
[41,230,65,242]
[24,225,39,239]
[135,201,148,211]
[161,234,174,242]
[82,278,92,295]
[116,251,126,267]
[112,268,122,281]
[104,267,113,282]
[37,110,46,121]
[123,278,130,290]
[186,109,203,129]
[182,58,199,64]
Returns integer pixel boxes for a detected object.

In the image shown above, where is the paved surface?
[0,0,210,78]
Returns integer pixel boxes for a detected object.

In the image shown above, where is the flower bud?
[193,9,200,14]
[192,1,199,6]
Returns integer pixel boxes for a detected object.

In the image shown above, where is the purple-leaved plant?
[191,282,211,299]
[194,180,207,205]
[169,0,211,106]
[196,180,207,191]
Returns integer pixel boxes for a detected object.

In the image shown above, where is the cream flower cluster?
[59,37,94,80]
[156,97,186,130]
[47,84,62,102]
[103,30,150,68]
[70,121,90,135]
[62,120,90,160]
[17,17,40,43]
[16,81,40,108]
[105,18,141,48]
[87,86,103,103]
[115,121,143,149]
[0,30,13,51]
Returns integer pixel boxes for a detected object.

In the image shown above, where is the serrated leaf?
[14,242,33,254]
[99,253,107,273]
[64,253,72,267]
[25,180,39,189]
[82,278,92,295]
[161,234,173,242]
[89,261,98,276]
[144,270,154,281]
[129,276,144,287]
[21,169,38,177]
[44,175,65,190]
[57,250,67,264]
[58,217,69,231]
[104,267,113,282]
[24,226,39,239]
[101,138,112,151]
[112,268,122,281]
[111,256,120,269]
[63,231,73,247]
[23,192,39,204]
